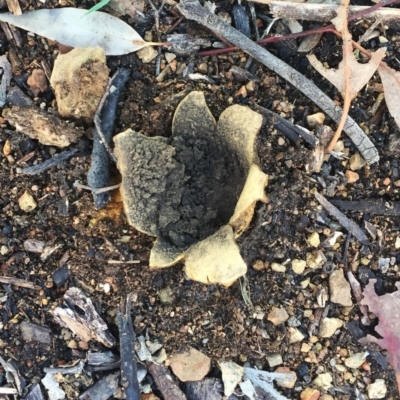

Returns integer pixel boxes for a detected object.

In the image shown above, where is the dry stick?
[197,0,400,56]
[177,0,379,164]
[314,192,370,245]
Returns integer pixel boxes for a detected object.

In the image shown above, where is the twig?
[330,199,400,216]
[0,276,41,290]
[314,192,370,246]
[73,181,121,195]
[177,0,379,164]
[88,68,130,209]
[20,148,78,175]
[267,0,400,27]
[117,295,140,400]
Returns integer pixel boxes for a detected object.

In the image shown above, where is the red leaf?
[360,279,400,394]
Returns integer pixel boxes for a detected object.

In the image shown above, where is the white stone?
[271,262,286,272]
[137,46,158,63]
[219,361,243,397]
[266,353,283,367]
[319,317,344,338]
[329,269,352,307]
[344,352,367,369]
[289,328,305,344]
[307,232,320,247]
[307,112,325,128]
[292,259,306,274]
[19,190,37,212]
[267,307,289,325]
[306,250,325,269]
[367,379,387,399]
[313,372,333,391]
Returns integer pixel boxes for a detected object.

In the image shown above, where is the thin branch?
[177,0,379,164]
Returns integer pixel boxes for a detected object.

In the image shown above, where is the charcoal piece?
[52,265,69,288]
[87,68,130,209]
[232,4,250,37]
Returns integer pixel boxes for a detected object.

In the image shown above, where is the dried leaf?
[360,279,400,394]
[378,62,400,130]
[0,8,150,55]
[307,48,386,99]
[308,0,385,100]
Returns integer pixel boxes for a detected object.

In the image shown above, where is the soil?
[0,0,400,399]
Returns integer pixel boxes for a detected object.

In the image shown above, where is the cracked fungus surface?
[114,91,267,283]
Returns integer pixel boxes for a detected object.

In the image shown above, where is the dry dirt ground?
[1,0,400,398]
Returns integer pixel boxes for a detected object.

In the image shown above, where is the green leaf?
[84,0,111,16]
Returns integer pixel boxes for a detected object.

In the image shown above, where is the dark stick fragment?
[87,68,130,209]
[254,104,318,146]
[20,148,78,175]
[147,362,187,400]
[117,295,140,400]
[315,192,370,246]
[184,378,226,400]
[330,199,400,216]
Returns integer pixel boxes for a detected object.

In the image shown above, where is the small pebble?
[383,177,390,186]
[313,372,333,391]
[19,190,37,212]
[266,353,283,367]
[292,259,306,274]
[274,367,297,388]
[345,352,367,369]
[307,232,320,247]
[300,387,320,400]
[307,112,325,128]
[349,153,366,171]
[345,170,359,183]
[367,379,387,399]
[252,260,265,271]
[271,262,286,272]
[319,317,344,338]
[267,307,289,325]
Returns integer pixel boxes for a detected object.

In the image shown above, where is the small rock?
[383,177,390,186]
[52,265,69,288]
[246,80,255,92]
[320,395,334,400]
[137,46,158,63]
[165,52,176,63]
[6,106,84,148]
[367,379,387,399]
[0,246,8,255]
[300,387,320,400]
[292,259,306,274]
[345,170,359,183]
[378,257,390,273]
[271,262,286,272]
[266,353,283,367]
[169,347,211,382]
[329,269,352,306]
[27,68,48,95]
[349,153,366,171]
[267,307,289,325]
[218,361,243,397]
[6,85,34,107]
[21,322,51,344]
[289,328,305,344]
[306,250,325,269]
[50,46,109,121]
[252,260,265,271]
[319,317,344,338]
[307,112,325,128]
[19,190,37,212]
[333,140,344,152]
[395,236,400,249]
[158,287,174,304]
[307,232,320,247]
[345,352,367,369]
[197,62,208,74]
[24,239,45,253]
[313,372,333,391]
[275,367,297,388]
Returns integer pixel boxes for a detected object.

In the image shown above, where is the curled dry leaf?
[360,279,400,395]
[378,62,400,130]
[308,48,386,99]
[0,8,151,55]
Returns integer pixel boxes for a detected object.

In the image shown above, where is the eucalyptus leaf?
[0,8,150,55]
